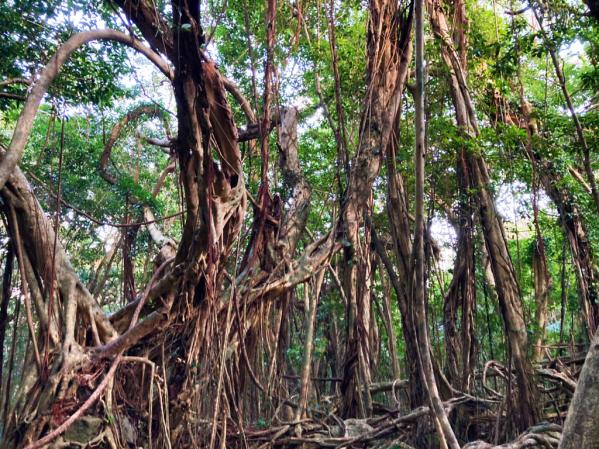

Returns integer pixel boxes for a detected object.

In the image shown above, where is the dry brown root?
[243,419,561,449]
[463,423,562,449]
[240,396,487,448]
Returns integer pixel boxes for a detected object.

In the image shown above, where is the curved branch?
[0,29,173,193]
[99,104,170,185]
[0,92,26,101]
[222,76,257,123]
[0,78,32,88]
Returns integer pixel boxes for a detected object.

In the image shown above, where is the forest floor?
[239,348,581,448]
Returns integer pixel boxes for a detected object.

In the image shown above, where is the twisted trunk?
[427,0,540,430]
[339,0,412,418]
[444,151,477,391]
[520,100,599,339]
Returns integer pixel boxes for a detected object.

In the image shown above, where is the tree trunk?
[532,4,599,216]
[559,332,599,449]
[0,243,14,415]
[519,100,599,339]
[427,0,540,430]
[377,265,401,380]
[444,150,477,391]
[532,184,551,363]
[295,271,325,421]
[412,1,460,445]
[339,0,411,418]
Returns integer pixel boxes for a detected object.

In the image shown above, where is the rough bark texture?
[384,134,426,410]
[532,220,551,363]
[339,0,412,418]
[520,100,599,340]
[559,333,599,449]
[0,20,336,440]
[427,0,540,430]
[441,5,476,382]
[444,152,477,391]
[3,0,594,447]
[412,0,460,445]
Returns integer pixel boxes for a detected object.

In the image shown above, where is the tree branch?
[0,29,173,193]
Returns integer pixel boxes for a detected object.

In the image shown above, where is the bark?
[0,0,553,445]
[466,423,561,449]
[412,0,459,446]
[532,241,550,363]
[377,266,401,380]
[0,167,120,447]
[0,29,172,193]
[438,11,476,381]
[444,152,477,391]
[374,3,425,404]
[489,81,599,342]
[559,333,599,449]
[519,100,599,339]
[472,95,540,433]
[427,0,540,430]
[122,215,138,304]
[295,271,325,421]
[0,244,14,401]
[326,0,350,174]
[276,107,311,257]
[532,4,599,216]
[1,288,19,429]
[339,0,412,418]
[0,5,332,447]
[556,197,599,338]
[384,135,426,410]
[532,187,551,363]
[3,167,118,344]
